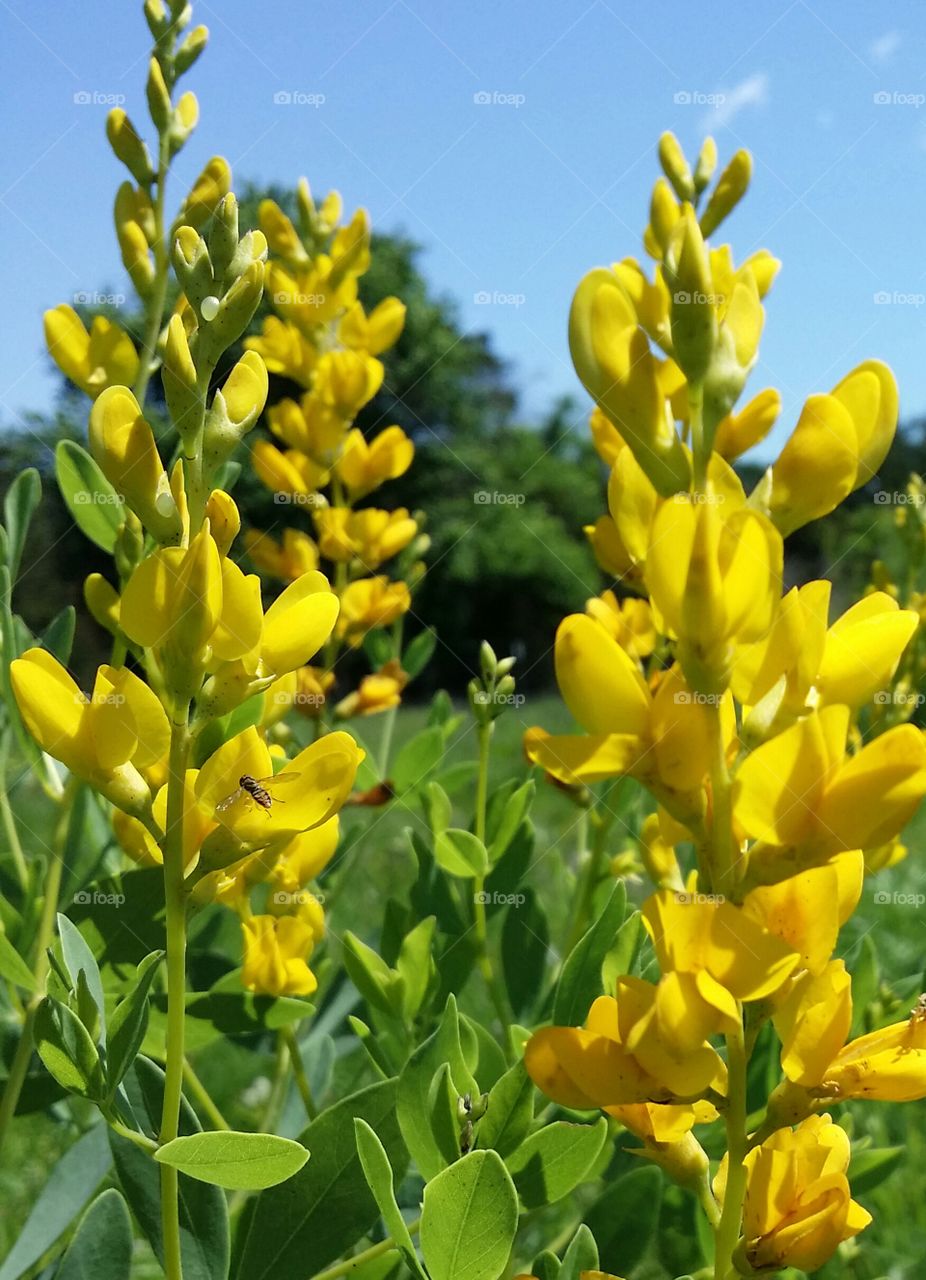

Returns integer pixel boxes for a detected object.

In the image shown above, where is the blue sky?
[3,0,926,461]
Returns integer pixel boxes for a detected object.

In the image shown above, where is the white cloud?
[870,31,901,64]
[701,72,769,130]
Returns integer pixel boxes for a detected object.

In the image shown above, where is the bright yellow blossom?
[44,305,138,398]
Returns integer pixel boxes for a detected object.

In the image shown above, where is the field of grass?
[3,693,926,1277]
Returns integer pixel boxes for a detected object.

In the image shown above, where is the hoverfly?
[216,772,298,816]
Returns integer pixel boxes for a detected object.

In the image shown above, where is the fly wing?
[260,772,298,785]
[215,787,243,813]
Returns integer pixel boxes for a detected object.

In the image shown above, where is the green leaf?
[33,996,105,1099]
[420,1150,518,1280]
[54,1188,133,1280]
[40,605,77,664]
[106,949,164,1092]
[155,1131,309,1190]
[0,929,36,991]
[423,781,452,836]
[0,1125,111,1280]
[428,1062,464,1167]
[391,727,444,793]
[55,440,122,553]
[850,933,880,1036]
[476,1060,534,1158]
[395,916,436,1019]
[354,1118,427,1280]
[109,1057,228,1280]
[553,882,627,1025]
[403,627,437,679]
[506,1118,608,1208]
[488,779,534,863]
[343,931,403,1016]
[849,1145,905,1194]
[57,913,106,1039]
[232,1078,408,1280]
[363,628,395,668]
[559,1224,598,1280]
[2,467,41,581]
[193,693,266,767]
[586,1165,662,1275]
[601,909,642,993]
[434,828,488,878]
[501,887,549,1019]
[397,995,478,1180]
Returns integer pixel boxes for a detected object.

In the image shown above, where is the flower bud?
[664,206,716,383]
[699,149,751,238]
[169,91,199,153]
[174,24,208,75]
[209,193,239,279]
[198,261,264,363]
[204,490,240,556]
[658,132,694,202]
[693,137,717,194]
[203,351,269,469]
[146,57,172,132]
[179,156,231,230]
[648,178,680,256]
[163,314,201,438]
[106,109,153,185]
[172,226,214,309]
[89,387,182,544]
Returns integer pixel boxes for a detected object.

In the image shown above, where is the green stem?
[0,753,29,891]
[109,1118,159,1153]
[707,701,736,895]
[0,779,74,1155]
[133,133,170,408]
[159,713,191,1280]
[182,1058,230,1131]
[310,1218,421,1280]
[283,1026,318,1121]
[689,381,707,491]
[713,1014,748,1280]
[565,780,621,951]
[471,721,510,1046]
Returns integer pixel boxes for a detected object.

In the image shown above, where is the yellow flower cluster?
[524,133,925,1275]
[244,185,424,719]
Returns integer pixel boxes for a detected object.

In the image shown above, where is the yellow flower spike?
[642,890,799,1003]
[245,317,317,387]
[663,205,716,383]
[743,853,863,976]
[830,359,898,486]
[241,915,318,997]
[88,386,182,542]
[106,108,153,185]
[569,268,691,495]
[338,297,407,356]
[242,528,318,582]
[179,155,232,230]
[10,649,162,814]
[312,349,384,420]
[713,387,780,460]
[330,207,372,284]
[337,576,411,646]
[646,178,681,259]
[258,199,308,264]
[825,1000,926,1100]
[336,425,414,500]
[260,570,340,675]
[725,1115,871,1273]
[314,507,418,568]
[816,591,917,708]
[251,440,329,498]
[698,148,751,238]
[773,961,854,1087]
[585,591,655,659]
[204,490,240,557]
[44,306,139,400]
[335,661,408,720]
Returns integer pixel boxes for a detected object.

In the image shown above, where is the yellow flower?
[713,387,780,461]
[245,317,317,387]
[645,490,782,693]
[269,816,340,896]
[339,297,406,355]
[733,704,926,858]
[335,426,414,500]
[251,440,329,498]
[88,386,181,543]
[243,528,319,582]
[335,661,408,719]
[717,1115,870,1273]
[10,649,168,814]
[314,507,417,568]
[265,260,357,330]
[312,349,384,421]
[266,394,346,465]
[43,305,138,398]
[585,591,655,659]
[241,913,320,997]
[772,960,854,1087]
[337,577,411,646]
[588,406,626,467]
[824,999,926,1101]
